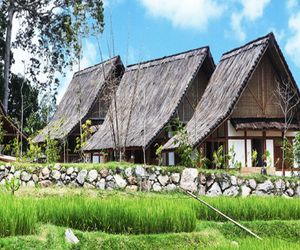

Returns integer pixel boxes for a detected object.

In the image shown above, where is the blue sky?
[54,0,300,103]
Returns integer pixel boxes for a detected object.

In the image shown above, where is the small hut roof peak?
[127,46,212,71]
[73,55,121,77]
[221,33,273,61]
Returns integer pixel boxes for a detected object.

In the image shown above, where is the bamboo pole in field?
[181,188,262,240]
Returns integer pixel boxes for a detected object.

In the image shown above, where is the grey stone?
[127,176,137,185]
[65,229,79,244]
[219,177,231,191]
[106,181,116,190]
[237,178,245,186]
[70,173,77,180]
[76,169,88,185]
[14,170,21,178]
[114,174,127,188]
[88,170,98,183]
[198,184,206,195]
[149,174,157,181]
[206,174,215,188]
[165,183,177,191]
[7,173,14,181]
[21,171,31,182]
[207,182,222,197]
[171,173,180,183]
[66,167,74,175]
[253,190,273,196]
[10,165,15,173]
[32,174,39,182]
[141,180,151,191]
[53,163,61,170]
[230,176,237,186]
[51,170,61,180]
[153,182,162,192]
[41,167,50,177]
[39,180,52,187]
[248,179,257,189]
[124,167,133,177]
[61,173,66,181]
[126,185,138,192]
[295,186,300,197]
[241,185,251,197]
[256,180,274,193]
[158,175,169,186]
[135,166,147,177]
[275,179,285,192]
[199,173,206,185]
[96,179,106,190]
[0,172,4,181]
[285,188,294,197]
[180,168,198,192]
[106,175,113,181]
[223,186,239,197]
[100,168,109,178]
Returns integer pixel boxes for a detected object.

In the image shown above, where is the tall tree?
[1,0,104,112]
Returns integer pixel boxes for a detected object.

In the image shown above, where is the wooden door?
[274,139,282,171]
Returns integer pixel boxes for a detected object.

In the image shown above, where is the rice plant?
[36,196,196,234]
[0,193,37,237]
[192,196,300,221]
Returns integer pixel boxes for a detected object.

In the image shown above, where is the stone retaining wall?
[1,164,300,197]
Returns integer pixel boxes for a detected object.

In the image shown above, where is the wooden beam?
[244,130,248,167]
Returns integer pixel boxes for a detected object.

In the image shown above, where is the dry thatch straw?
[84,47,213,151]
[163,32,300,150]
[34,56,123,143]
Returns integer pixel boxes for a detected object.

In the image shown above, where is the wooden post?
[182,188,262,240]
[244,130,248,167]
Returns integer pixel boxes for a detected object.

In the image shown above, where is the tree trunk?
[3,0,15,112]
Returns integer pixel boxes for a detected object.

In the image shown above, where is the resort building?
[34,56,124,162]
[84,47,215,164]
[163,33,300,175]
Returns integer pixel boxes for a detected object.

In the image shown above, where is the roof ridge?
[74,55,120,76]
[222,33,273,58]
[127,46,209,68]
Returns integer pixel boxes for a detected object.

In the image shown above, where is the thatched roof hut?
[0,102,27,142]
[163,33,300,150]
[84,47,215,152]
[34,56,124,143]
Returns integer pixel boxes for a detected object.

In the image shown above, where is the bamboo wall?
[232,54,283,118]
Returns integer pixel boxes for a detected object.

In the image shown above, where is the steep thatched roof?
[84,47,214,151]
[34,56,123,142]
[0,102,27,140]
[163,33,300,150]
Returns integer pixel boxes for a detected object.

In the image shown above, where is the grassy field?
[0,188,300,249]
[0,222,299,250]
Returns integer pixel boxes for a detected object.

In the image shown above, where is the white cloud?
[285,11,300,68]
[287,0,298,10]
[139,0,225,31]
[230,0,271,41]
